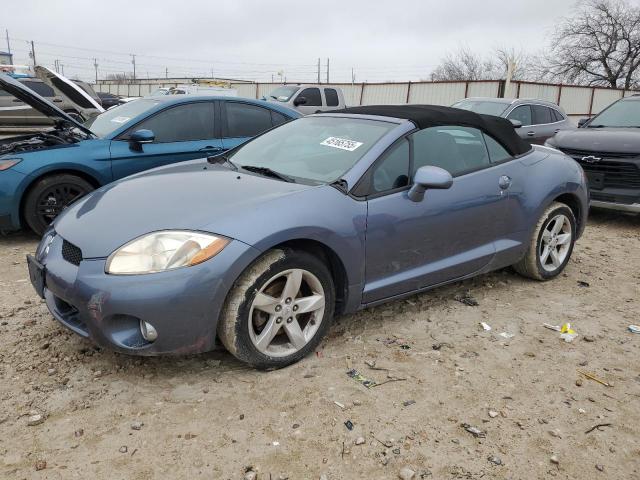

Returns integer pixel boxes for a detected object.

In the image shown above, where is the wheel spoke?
[294,294,324,314]
[556,233,571,245]
[255,316,281,350]
[540,245,551,264]
[542,229,552,242]
[283,318,307,349]
[253,292,279,314]
[550,248,561,268]
[281,270,302,301]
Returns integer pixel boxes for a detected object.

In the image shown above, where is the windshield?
[83,99,160,137]
[228,116,396,184]
[268,86,300,102]
[588,99,640,128]
[452,100,509,117]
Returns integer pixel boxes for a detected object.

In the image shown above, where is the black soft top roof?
[330,104,532,156]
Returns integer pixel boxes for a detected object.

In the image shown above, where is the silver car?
[452,97,573,145]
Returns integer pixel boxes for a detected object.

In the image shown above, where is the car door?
[20,80,61,125]
[293,87,324,115]
[109,101,222,180]
[530,105,562,144]
[363,126,508,304]
[506,104,538,144]
[0,88,30,126]
[220,101,289,151]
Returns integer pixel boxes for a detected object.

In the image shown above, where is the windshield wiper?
[207,153,238,170]
[241,165,295,183]
[587,124,606,128]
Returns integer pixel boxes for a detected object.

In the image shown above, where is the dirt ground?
[1,209,639,480]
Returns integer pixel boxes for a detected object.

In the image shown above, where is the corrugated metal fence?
[96,79,639,123]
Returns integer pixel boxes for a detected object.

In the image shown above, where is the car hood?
[34,66,104,116]
[54,159,316,258]
[551,127,640,153]
[0,71,95,137]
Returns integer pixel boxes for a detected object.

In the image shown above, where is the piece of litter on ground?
[480,322,492,331]
[461,423,486,438]
[334,401,345,410]
[628,325,640,334]
[560,323,578,342]
[543,323,561,332]
[455,292,479,306]
[272,441,280,446]
[402,400,416,407]
[344,420,354,431]
[577,280,590,287]
[346,369,377,388]
[577,369,612,387]
[499,332,515,339]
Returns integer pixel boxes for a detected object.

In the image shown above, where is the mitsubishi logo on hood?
[581,155,602,163]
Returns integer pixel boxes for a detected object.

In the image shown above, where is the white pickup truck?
[264,84,346,114]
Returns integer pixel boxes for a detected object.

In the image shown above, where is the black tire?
[218,249,335,369]
[23,174,94,236]
[513,201,577,281]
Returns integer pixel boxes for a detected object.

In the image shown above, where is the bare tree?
[546,0,640,88]
[430,46,535,81]
[430,47,497,81]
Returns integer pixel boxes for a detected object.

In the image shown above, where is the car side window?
[369,139,410,194]
[483,133,512,163]
[132,102,214,143]
[411,126,490,177]
[507,105,532,126]
[551,109,564,122]
[22,81,54,97]
[225,102,274,137]
[532,105,552,125]
[298,88,322,107]
[271,110,290,127]
[324,88,339,107]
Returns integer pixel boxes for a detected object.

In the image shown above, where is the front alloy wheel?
[218,249,335,369]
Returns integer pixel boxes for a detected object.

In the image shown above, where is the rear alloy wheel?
[218,249,334,369]
[23,174,94,236]
[513,201,576,280]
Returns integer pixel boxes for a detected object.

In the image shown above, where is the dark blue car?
[0,73,300,234]
[28,104,589,369]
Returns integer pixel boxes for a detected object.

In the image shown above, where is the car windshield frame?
[268,86,300,102]
[226,115,397,185]
[587,99,640,128]
[83,99,162,138]
[452,100,510,117]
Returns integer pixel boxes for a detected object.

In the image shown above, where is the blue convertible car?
[0,73,300,234]
[29,105,588,369]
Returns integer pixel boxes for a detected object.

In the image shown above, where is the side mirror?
[129,129,155,151]
[577,118,589,128]
[408,166,453,202]
[293,96,307,106]
[509,119,522,129]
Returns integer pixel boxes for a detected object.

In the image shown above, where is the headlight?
[0,158,22,171]
[36,230,56,261]
[105,231,229,275]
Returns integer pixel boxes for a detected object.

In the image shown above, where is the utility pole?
[326,58,329,83]
[54,59,58,73]
[165,67,168,79]
[30,40,36,67]
[93,58,98,83]
[317,58,321,84]
[351,68,355,85]
[131,54,136,80]
[5,29,10,54]
[60,64,64,76]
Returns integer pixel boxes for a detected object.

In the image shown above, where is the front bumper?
[36,234,260,355]
[590,199,640,213]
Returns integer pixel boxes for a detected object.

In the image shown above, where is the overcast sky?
[3,0,579,83]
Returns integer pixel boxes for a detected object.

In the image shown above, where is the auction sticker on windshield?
[110,116,130,124]
[321,137,363,151]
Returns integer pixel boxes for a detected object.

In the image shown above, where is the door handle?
[499,175,512,190]
[199,146,222,152]
[553,129,560,134]
[526,131,535,137]
[53,98,63,103]
[12,98,22,103]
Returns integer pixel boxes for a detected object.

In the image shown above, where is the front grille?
[560,148,640,189]
[62,240,83,266]
[591,192,639,205]
[560,147,639,159]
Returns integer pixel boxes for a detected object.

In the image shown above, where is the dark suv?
[545,95,640,213]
